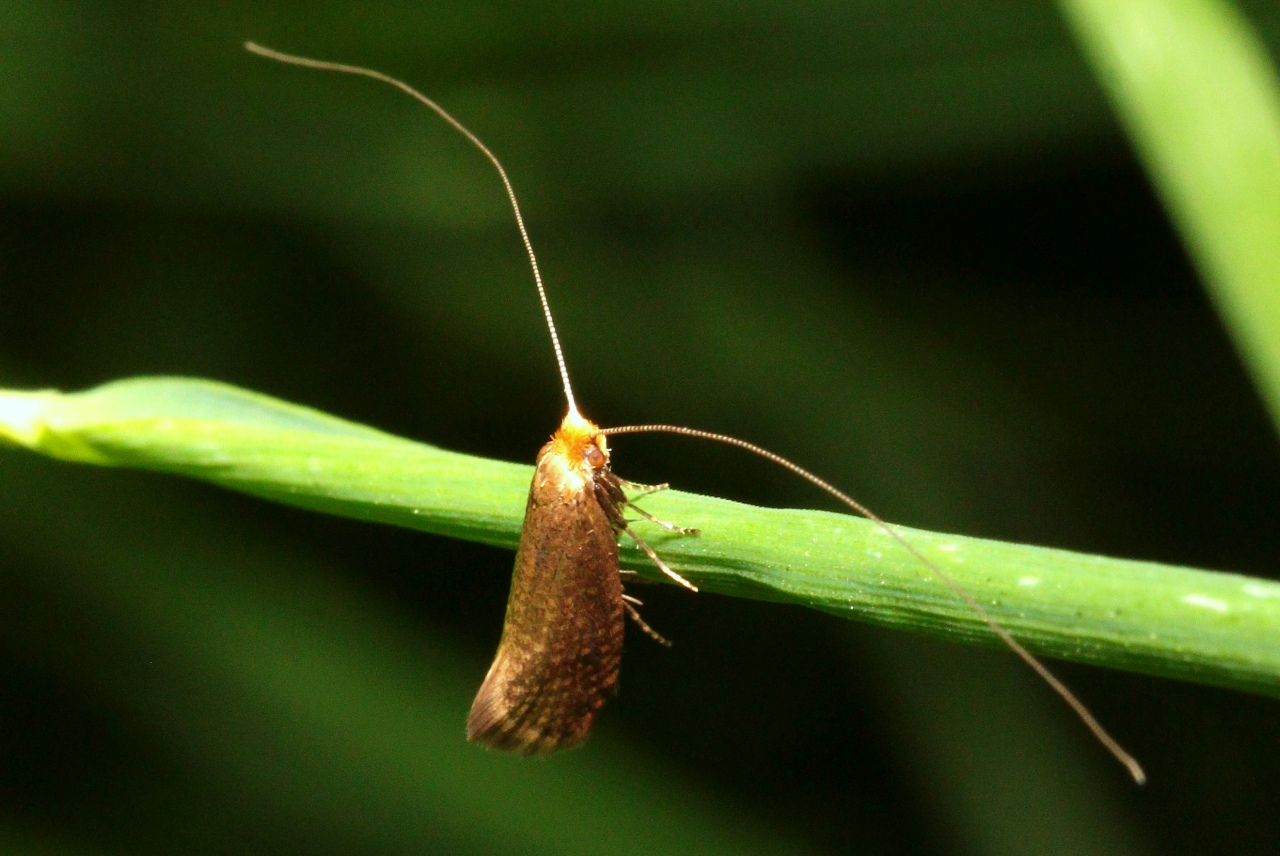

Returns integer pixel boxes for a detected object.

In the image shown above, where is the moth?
[246,42,1145,781]
[465,408,695,752]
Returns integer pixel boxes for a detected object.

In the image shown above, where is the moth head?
[542,409,610,498]
[554,408,609,473]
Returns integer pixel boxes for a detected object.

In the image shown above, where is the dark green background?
[2,3,1279,854]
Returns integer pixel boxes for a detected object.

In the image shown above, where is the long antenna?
[603,423,1147,785]
[244,41,579,416]
[245,40,1144,784]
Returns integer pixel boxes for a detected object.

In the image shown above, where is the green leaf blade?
[2,376,532,547]
[3,375,1279,698]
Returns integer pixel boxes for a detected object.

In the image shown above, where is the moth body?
[467,411,627,753]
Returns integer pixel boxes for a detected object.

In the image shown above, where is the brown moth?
[246,41,1146,782]
[465,409,690,752]
[464,411,626,752]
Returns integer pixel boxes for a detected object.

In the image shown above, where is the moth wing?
[467,461,625,754]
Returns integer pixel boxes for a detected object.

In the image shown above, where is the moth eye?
[584,445,606,468]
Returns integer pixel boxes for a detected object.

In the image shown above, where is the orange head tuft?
[549,409,609,479]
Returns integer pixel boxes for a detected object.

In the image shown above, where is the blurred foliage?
[1061,0,1280,427]
[2,2,1280,855]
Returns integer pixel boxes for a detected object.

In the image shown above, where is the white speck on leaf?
[1243,583,1280,598]
[1182,593,1228,613]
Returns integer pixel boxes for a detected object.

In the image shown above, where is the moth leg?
[615,478,669,499]
[623,500,701,537]
[622,598,672,647]
[622,522,698,592]
[600,474,697,535]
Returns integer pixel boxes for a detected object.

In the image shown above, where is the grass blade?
[3,376,1278,696]
[1059,0,1280,427]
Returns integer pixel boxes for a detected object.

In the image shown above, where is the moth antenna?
[602,423,1147,785]
[244,41,579,416]
[245,40,1143,783]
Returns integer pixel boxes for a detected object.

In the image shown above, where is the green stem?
[3,376,1278,696]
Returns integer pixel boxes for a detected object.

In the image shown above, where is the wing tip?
[466,707,588,756]
[466,672,592,756]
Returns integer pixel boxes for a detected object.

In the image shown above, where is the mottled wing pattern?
[466,451,625,754]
